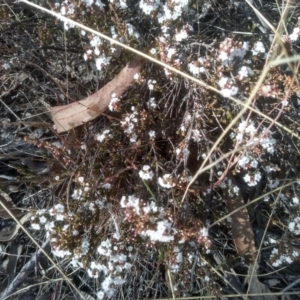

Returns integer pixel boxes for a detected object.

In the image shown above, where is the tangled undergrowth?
[1,0,300,299]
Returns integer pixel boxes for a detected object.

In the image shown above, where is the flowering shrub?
[25,0,300,296]
[2,0,300,299]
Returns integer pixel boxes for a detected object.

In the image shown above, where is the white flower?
[142,220,174,242]
[148,130,156,139]
[96,129,112,142]
[130,133,137,143]
[250,159,258,168]
[245,123,257,135]
[238,156,250,168]
[101,275,115,297]
[52,248,71,258]
[150,48,157,54]
[188,62,206,75]
[97,291,105,300]
[243,171,261,186]
[148,79,157,90]
[139,0,160,15]
[101,183,111,189]
[289,27,300,42]
[31,223,41,230]
[167,47,176,60]
[90,35,102,47]
[72,189,83,200]
[120,195,141,215]
[238,120,247,132]
[81,239,90,254]
[175,28,189,42]
[78,176,84,183]
[252,41,266,55]
[260,136,276,154]
[95,55,111,71]
[139,165,154,180]
[2,63,10,70]
[292,197,299,206]
[108,93,120,111]
[54,203,65,213]
[158,174,175,188]
[201,227,209,237]
[218,77,228,89]
[126,23,140,39]
[238,66,254,79]
[221,86,238,98]
[39,216,47,224]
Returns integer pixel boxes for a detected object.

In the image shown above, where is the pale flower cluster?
[120,107,139,143]
[139,165,154,180]
[270,248,299,267]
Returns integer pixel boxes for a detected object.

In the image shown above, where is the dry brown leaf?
[51,55,145,133]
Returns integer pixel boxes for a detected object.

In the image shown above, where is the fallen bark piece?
[51,56,145,133]
[226,175,257,263]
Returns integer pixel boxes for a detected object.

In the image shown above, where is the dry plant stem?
[0,240,50,300]
[51,55,145,132]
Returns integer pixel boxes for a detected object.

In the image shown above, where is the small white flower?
[130,133,138,143]
[39,216,47,224]
[148,79,156,90]
[126,23,140,39]
[148,130,156,139]
[97,291,105,300]
[147,97,157,109]
[218,77,228,89]
[158,174,175,188]
[150,48,157,54]
[245,123,257,135]
[139,165,154,180]
[78,176,84,183]
[31,223,41,230]
[95,55,111,71]
[292,197,299,206]
[252,41,266,55]
[72,189,83,200]
[96,129,112,142]
[108,93,120,111]
[221,86,238,98]
[238,66,254,79]
[54,204,65,213]
[289,27,300,42]
[238,156,250,168]
[101,183,111,189]
[175,28,189,42]
[2,63,10,70]
[52,248,71,258]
